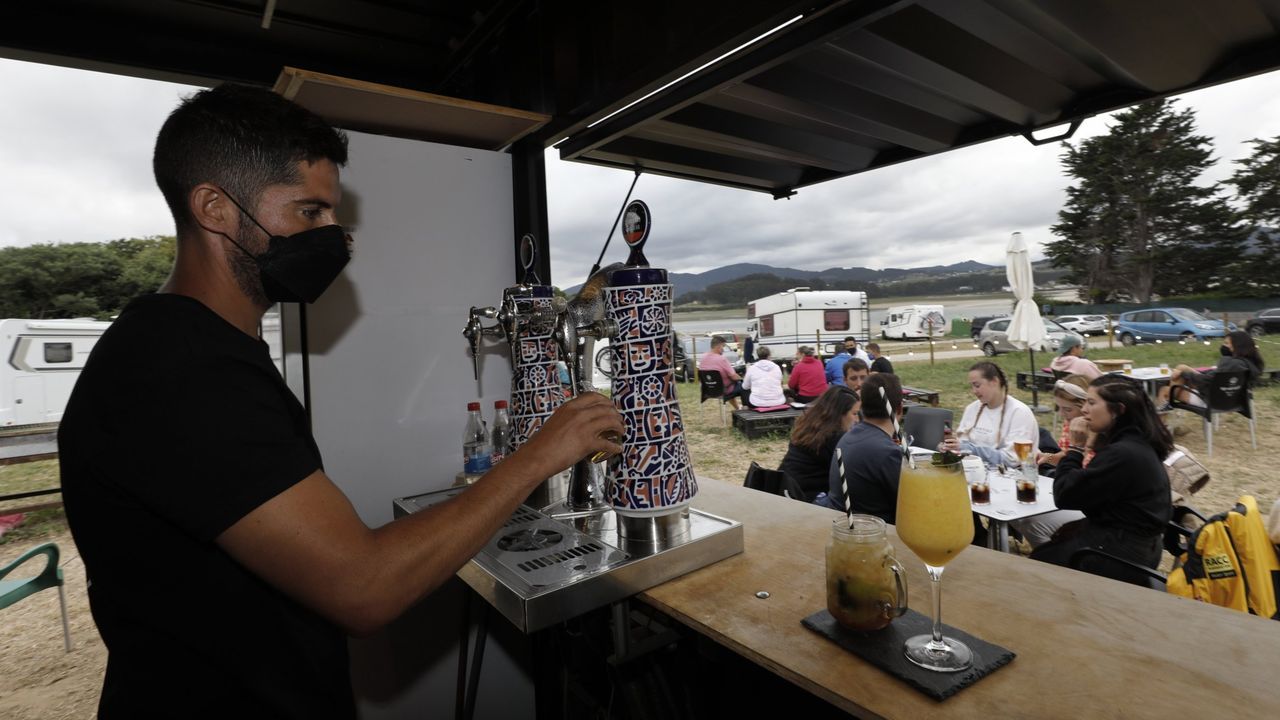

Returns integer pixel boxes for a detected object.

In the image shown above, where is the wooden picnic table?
[900,386,939,407]
[1094,358,1134,372]
[637,480,1280,719]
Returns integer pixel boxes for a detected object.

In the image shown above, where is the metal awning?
[557,0,1280,197]
[5,0,1280,199]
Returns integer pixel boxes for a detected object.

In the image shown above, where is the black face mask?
[218,188,351,303]
[1220,344,1232,357]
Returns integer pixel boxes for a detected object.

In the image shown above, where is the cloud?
[3,56,1279,286]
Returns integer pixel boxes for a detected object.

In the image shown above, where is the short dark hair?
[859,372,902,420]
[866,342,881,353]
[710,335,727,348]
[755,346,771,359]
[843,358,869,378]
[153,83,349,234]
[843,336,857,345]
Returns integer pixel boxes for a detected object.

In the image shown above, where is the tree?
[1047,99,1244,303]
[0,236,175,319]
[1224,137,1280,295]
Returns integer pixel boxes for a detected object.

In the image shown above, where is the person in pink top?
[785,345,828,403]
[1049,334,1101,380]
[699,335,743,409]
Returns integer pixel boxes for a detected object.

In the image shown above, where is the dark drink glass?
[1016,479,1037,504]
[969,482,990,505]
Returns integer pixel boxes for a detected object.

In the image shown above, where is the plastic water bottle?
[463,402,492,479]
[491,400,512,465]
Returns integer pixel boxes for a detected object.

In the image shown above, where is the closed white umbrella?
[1005,232,1048,412]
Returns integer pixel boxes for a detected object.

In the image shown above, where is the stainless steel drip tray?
[393,489,743,633]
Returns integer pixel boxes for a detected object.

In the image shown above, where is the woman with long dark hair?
[779,385,859,501]
[1030,375,1174,584]
[1159,330,1266,408]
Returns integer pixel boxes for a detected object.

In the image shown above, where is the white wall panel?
[284,130,533,720]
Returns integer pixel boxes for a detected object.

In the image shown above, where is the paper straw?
[882,386,915,469]
[836,447,852,528]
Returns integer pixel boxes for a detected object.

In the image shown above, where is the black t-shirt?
[779,431,842,500]
[870,356,894,374]
[60,294,355,719]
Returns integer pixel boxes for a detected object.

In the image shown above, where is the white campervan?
[745,289,871,364]
[880,304,947,339]
[0,318,111,426]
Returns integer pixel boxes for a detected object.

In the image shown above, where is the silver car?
[978,317,1086,356]
[1053,314,1109,336]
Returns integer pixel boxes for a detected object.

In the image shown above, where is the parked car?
[1053,314,1109,336]
[1245,308,1280,338]
[977,317,1085,356]
[704,330,742,353]
[969,314,1008,341]
[1113,308,1235,346]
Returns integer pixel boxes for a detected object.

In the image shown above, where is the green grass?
[0,459,66,544]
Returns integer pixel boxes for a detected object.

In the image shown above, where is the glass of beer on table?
[895,454,974,672]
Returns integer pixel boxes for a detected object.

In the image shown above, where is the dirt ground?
[0,527,106,719]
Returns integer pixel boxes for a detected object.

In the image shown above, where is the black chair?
[900,406,952,451]
[698,370,731,426]
[1067,509,1205,592]
[1068,548,1167,591]
[743,462,807,502]
[1170,370,1256,457]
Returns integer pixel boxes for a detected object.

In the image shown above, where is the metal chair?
[900,406,952,451]
[697,370,731,426]
[743,462,808,503]
[1170,370,1256,457]
[0,542,71,652]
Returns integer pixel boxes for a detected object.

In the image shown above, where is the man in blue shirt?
[821,372,904,524]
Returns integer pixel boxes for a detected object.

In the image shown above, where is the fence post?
[1107,314,1114,349]
[927,317,935,366]
[816,330,822,361]
[1222,311,1230,335]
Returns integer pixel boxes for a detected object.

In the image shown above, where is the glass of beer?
[1012,440,1033,468]
[895,455,974,672]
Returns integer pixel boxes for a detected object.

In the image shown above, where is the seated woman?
[785,345,828,404]
[940,361,1039,468]
[1037,375,1095,471]
[778,385,859,502]
[1010,375,1093,548]
[1158,330,1265,409]
[1030,376,1174,584]
[1049,334,1101,380]
[741,346,786,408]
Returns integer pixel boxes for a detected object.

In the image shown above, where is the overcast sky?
[4,56,1280,289]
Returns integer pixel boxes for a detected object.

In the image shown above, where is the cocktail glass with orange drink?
[895,455,974,672]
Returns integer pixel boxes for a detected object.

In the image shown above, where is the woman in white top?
[941,361,1039,468]
[741,346,786,407]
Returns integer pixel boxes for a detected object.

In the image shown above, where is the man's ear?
[190,183,237,237]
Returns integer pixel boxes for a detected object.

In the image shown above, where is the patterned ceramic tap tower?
[507,285,564,449]
[604,201,698,516]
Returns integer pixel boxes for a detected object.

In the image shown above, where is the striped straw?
[836,447,852,528]
[881,386,915,469]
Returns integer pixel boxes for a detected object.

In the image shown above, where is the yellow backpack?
[1166,496,1280,619]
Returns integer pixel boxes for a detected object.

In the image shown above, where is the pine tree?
[1224,137,1280,296]
[1047,98,1244,303]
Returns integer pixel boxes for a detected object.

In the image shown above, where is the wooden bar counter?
[638,479,1280,719]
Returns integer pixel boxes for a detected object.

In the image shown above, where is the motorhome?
[880,304,947,339]
[745,289,871,364]
[0,318,111,427]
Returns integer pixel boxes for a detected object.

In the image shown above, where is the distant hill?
[564,260,997,298]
